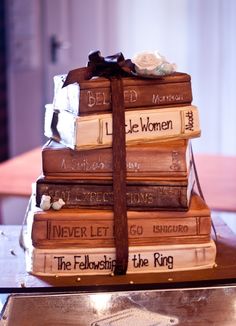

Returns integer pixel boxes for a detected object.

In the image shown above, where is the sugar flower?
[132,51,176,77]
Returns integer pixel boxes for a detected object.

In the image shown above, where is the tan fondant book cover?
[44,104,201,150]
[25,239,216,276]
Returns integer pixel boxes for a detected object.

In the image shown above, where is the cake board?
[2,285,236,325]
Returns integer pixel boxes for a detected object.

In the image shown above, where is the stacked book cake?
[25,51,216,276]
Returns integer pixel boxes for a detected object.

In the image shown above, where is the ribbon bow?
[63,50,135,87]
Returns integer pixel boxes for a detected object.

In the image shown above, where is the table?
[0,147,236,212]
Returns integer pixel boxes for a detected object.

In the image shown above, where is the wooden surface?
[0,147,236,212]
[0,217,236,292]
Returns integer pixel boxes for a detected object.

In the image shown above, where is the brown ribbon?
[110,77,128,275]
[61,51,131,275]
[63,50,135,87]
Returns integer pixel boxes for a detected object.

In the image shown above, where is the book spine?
[42,140,190,178]
[44,105,201,150]
[36,180,193,210]
[26,241,216,276]
[52,74,192,115]
[79,81,192,114]
[31,215,211,248]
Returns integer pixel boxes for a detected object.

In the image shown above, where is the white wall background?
[110,0,236,155]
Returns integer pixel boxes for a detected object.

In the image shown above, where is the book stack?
[25,52,216,276]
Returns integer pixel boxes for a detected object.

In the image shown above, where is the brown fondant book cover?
[42,139,191,178]
[30,193,211,249]
[53,72,192,115]
[35,169,194,211]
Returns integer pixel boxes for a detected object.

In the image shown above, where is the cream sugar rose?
[132,51,177,77]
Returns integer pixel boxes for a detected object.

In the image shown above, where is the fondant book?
[44,104,201,150]
[42,139,191,178]
[53,72,192,115]
[29,193,211,248]
[36,171,194,211]
[25,239,216,276]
